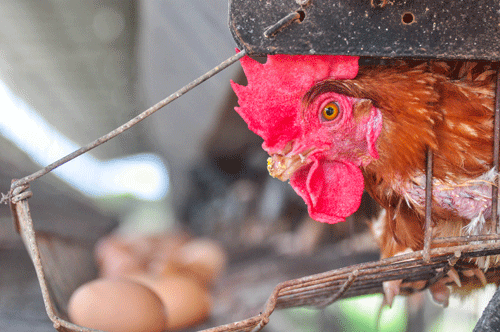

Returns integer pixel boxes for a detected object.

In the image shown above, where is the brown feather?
[307,61,496,257]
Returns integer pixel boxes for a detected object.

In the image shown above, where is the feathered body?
[231,54,498,302]
[329,62,496,260]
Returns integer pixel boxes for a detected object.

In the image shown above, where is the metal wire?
[423,148,434,262]
[492,67,500,233]
[7,50,246,194]
[264,11,301,38]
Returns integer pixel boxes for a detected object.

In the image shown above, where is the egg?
[128,233,187,261]
[147,233,190,275]
[176,238,227,286]
[94,236,146,278]
[95,232,192,278]
[68,278,166,332]
[129,274,211,331]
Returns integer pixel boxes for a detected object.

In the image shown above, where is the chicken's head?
[231,54,382,224]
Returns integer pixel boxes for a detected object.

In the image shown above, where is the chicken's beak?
[267,149,313,181]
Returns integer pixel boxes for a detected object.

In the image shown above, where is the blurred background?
[0,1,495,331]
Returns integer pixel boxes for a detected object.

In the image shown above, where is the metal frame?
[229,0,500,60]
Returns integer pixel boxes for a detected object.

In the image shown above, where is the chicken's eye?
[321,102,340,121]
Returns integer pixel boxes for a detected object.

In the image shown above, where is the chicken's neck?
[360,75,495,237]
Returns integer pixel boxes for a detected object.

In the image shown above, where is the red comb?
[231,53,359,154]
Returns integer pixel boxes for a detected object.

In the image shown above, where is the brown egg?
[68,278,166,332]
[147,233,190,275]
[130,274,211,331]
[94,236,146,278]
[177,238,227,285]
[126,233,186,261]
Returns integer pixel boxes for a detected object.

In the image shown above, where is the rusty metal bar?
[274,243,500,304]
[12,196,101,332]
[274,241,500,296]
[263,11,301,38]
[273,242,500,311]
[276,259,440,298]
[425,252,461,288]
[492,67,500,234]
[423,148,434,262]
[276,264,443,303]
[433,234,500,244]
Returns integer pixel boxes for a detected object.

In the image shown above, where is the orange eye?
[321,102,340,121]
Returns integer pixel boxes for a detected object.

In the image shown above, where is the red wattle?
[290,158,364,224]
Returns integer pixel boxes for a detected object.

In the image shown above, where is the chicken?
[231,54,497,305]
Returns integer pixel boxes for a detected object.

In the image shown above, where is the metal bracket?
[229,0,500,60]
[13,198,100,332]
